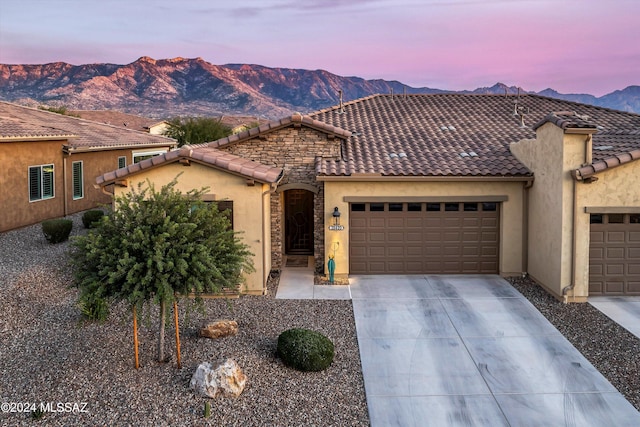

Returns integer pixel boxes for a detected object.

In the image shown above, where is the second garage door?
[589,213,640,295]
[349,201,499,274]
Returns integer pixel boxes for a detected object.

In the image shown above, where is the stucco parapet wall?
[207,113,352,149]
[573,148,640,181]
[96,145,283,186]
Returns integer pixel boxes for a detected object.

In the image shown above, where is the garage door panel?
[590,231,604,243]
[407,246,423,256]
[606,231,626,243]
[628,264,640,275]
[387,246,404,256]
[606,247,625,259]
[628,282,640,293]
[350,201,499,274]
[629,231,640,242]
[388,218,405,228]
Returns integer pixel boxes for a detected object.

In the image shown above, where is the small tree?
[163,116,232,147]
[71,177,253,366]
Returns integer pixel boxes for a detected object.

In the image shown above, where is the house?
[71,110,170,135]
[0,102,176,232]
[95,94,640,301]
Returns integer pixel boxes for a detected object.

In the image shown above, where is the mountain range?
[1,56,638,119]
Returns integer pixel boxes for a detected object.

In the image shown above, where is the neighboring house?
[71,110,170,135]
[0,102,176,232]
[96,94,640,301]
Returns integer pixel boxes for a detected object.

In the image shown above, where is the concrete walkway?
[275,264,351,300]
[589,296,640,339]
[350,275,640,427]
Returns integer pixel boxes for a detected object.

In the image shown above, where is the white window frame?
[72,160,84,200]
[29,164,55,202]
[132,150,166,163]
[118,156,127,169]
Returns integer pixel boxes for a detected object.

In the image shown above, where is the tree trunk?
[158,299,166,363]
[133,305,140,369]
[173,299,182,369]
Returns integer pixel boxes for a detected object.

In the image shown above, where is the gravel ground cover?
[508,276,640,411]
[0,214,369,426]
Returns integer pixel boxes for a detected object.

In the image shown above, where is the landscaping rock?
[200,319,238,339]
[190,359,247,399]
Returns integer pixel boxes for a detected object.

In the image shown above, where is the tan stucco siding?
[323,180,525,277]
[112,162,269,294]
[573,160,640,297]
[511,125,569,297]
[1,140,66,232]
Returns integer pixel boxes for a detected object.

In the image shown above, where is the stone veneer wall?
[217,126,342,273]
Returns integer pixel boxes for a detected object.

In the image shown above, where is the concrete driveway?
[350,275,640,427]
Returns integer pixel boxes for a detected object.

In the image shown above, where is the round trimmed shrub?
[42,219,73,243]
[277,328,334,372]
[82,210,105,228]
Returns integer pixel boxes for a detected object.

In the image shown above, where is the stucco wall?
[323,179,526,277]
[112,161,270,294]
[511,125,568,297]
[573,161,640,297]
[1,140,66,232]
[511,124,596,300]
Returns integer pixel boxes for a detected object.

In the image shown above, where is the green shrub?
[82,210,105,228]
[41,219,73,243]
[78,297,109,322]
[277,328,334,372]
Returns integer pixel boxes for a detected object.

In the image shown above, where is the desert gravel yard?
[0,213,369,426]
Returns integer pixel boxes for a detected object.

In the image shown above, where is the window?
[464,203,478,211]
[426,203,441,212]
[482,202,497,212]
[133,150,165,163]
[118,156,127,169]
[351,203,366,212]
[29,164,54,202]
[630,214,640,224]
[608,214,624,224]
[590,214,603,224]
[407,203,422,212]
[370,203,384,212]
[445,202,459,211]
[72,161,83,200]
[389,203,403,211]
[215,200,234,229]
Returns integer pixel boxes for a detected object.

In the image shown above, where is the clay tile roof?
[207,113,352,149]
[308,94,640,177]
[70,110,165,132]
[0,101,176,150]
[96,144,283,186]
[0,116,76,141]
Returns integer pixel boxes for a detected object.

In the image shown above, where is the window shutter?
[118,156,126,169]
[29,166,41,201]
[72,161,83,199]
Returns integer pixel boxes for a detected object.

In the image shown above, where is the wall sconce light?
[329,207,344,230]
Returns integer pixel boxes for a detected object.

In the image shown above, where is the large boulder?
[190,359,247,398]
[199,320,238,339]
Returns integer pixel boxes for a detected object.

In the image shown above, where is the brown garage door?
[589,213,640,295]
[350,202,499,274]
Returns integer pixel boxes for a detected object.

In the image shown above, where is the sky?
[1,0,638,97]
